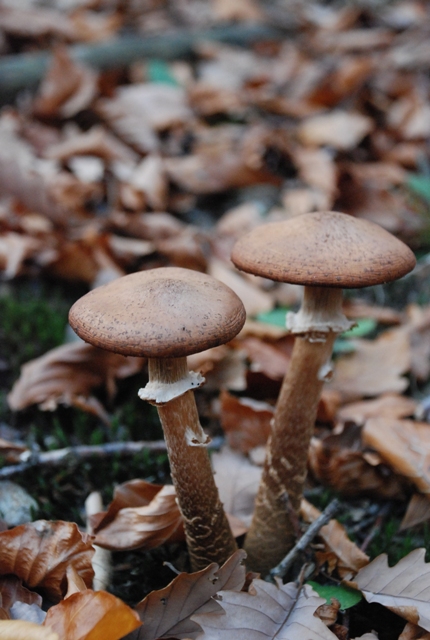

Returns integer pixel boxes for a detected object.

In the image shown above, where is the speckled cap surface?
[69,267,246,358]
[231,211,416,288]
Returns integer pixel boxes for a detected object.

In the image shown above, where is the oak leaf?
[193,581,337,639]
[352,549,430,631]
[128,550,246,640]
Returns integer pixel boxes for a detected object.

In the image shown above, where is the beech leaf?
[353,549,430,630]
[193,581,338,639]
[43,589,141,640]
[0,520,94,601]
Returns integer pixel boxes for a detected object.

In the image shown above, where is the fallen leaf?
[44,590,141,639]
[0,520,94,601]
[363,418,430,494]
[301,500,369,578]
[297,110,373,150]
[192,581,337,639]
[129,550,246,640]
[0,620,59,640]
[399,621,430,639]
[92,485,184,551]
[212,446,262,527]
[400,494,430,531]
[309,424,409,499]
[33,46,98,119]
[352,549,430,631]
[0,575,42,612]
[7,342,143,423]
[337,393,417,425]
[330,327,411,401]
[220,390,273,453]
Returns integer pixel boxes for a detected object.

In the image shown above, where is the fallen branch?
[0,436,224,477]
[268,498,342,582]
[0,24,283,102]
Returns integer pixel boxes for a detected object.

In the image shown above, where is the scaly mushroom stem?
[244,286,345,575]
[147,357,238,571]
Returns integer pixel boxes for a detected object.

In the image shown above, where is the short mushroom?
[231,211,416,574]
[69,267,246,570]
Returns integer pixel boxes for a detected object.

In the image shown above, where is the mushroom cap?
[231,211,416,288]
[69,267,246,358]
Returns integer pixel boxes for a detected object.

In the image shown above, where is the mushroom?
[231,211,416,574]
[69,267,246,570]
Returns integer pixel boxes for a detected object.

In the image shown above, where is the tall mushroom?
[69,267,246,570]
[231,211,416,574]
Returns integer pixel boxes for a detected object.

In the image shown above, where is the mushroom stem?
[244,287,341,574]
[146,356,238,571]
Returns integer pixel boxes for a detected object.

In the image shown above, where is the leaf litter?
[1,0,430,637]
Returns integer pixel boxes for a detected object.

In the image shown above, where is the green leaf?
[407,174,430,204]
[307,581,362,609]
[343,317,377,338]
[147,60,178,86]
[255,307,289,328]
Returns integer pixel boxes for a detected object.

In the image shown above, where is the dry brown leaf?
[0,520,94,601]
[309,423,409,499]
[363,418,430,494]
[164,125,281,194]
[0,575,42,612]
[97,84,192,153]
[213,0,263,22]
[0,232,43,279]
[330,327,410,401]
[297,110,373,150]
[337,393,417,425]
[220,390,273,453]
[89,479,164,533]
[352,549,430,630]
[0,112,96,223]
[400,494,430,531]
[44,589,141,639]
[399,622,430,639]
[0,6,76,40]
[239,336,290,381]
[301,500,369,578]
[33,47,98,119]
[92,485,184,551]
[192,581,337,639]
[212,446,262,528]
[0,621,59,640]
[129,550,247,640]
[208,258,273,317]
[7,342,143,422]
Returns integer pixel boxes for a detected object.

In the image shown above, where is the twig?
[0,24,284,102]
[0,436,224,478]
[268,498,342,582]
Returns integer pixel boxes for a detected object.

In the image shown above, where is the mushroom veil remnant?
[69,267,246,570]
[231,211,416,574]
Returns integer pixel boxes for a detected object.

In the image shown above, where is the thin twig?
[268,498,342,582]
[0,436,224,478]
[0,24,284,102]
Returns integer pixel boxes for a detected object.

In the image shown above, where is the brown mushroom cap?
[69,267,246,358]
[231,211,416,288]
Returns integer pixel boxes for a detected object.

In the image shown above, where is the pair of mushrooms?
[69,211,416,574]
